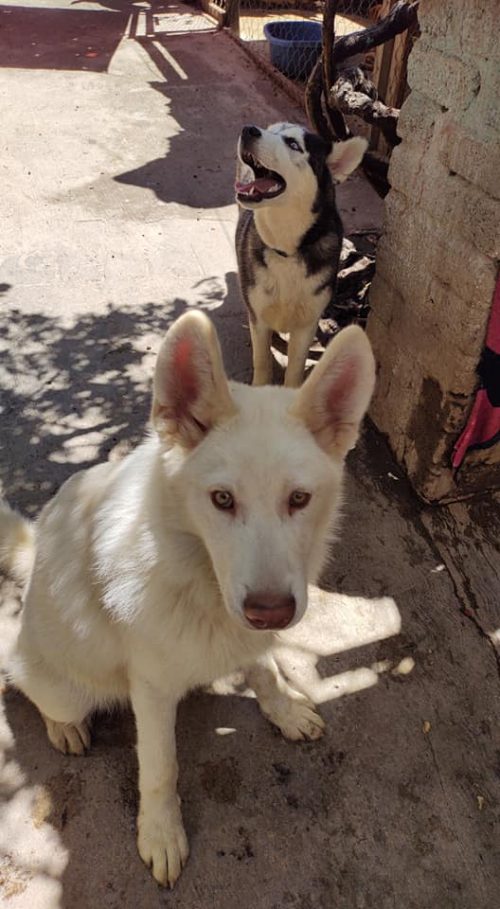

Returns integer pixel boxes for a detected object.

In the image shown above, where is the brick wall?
[367,0,500,502]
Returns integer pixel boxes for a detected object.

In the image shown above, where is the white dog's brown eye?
[289,490,311,511]
[211,490,235,511]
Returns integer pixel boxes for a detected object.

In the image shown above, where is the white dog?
[0,311,375,887]
[236,122,368,387]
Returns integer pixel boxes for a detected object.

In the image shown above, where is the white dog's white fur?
[0,311,375,887]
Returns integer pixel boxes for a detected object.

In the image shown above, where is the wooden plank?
[224,0,240,35]
[385,15,416,109]
[370,0,396,154]
[371,0,396,98]
[370,0,415,156]
[199,0,227,28]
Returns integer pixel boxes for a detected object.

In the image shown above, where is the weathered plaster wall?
[367,0,500,501]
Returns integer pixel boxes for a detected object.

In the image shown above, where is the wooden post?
[224,0,240,36]
[371,0,417,155]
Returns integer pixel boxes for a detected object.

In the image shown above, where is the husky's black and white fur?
[235,122,367,386]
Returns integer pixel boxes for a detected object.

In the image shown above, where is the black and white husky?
[235,122,367,386]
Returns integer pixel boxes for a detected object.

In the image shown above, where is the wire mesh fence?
[234,0,378,85]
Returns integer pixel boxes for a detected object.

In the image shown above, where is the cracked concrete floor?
[1,2,499,907]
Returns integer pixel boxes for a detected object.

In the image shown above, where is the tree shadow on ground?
[0,271,247,515]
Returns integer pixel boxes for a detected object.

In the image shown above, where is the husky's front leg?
[250,318,273,385]
[130,678,189,888]
[247,653,325,741]
[284,322,318,387]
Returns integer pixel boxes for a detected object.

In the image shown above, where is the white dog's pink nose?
[243,593,296,630]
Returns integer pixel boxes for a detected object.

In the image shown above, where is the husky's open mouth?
[235,150,286,203]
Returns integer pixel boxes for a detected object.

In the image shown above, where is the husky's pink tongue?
[235,176,278,195]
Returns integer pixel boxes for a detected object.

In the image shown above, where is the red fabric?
[452,272,500,469]
[452,389,500,468]
[486,275,500,352]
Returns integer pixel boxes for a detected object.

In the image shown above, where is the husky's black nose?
[243,592,296,630]
[242,125,262,142]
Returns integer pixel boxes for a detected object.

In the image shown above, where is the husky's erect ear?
[291,326,375,460]
[151,311,236,449]
[327,136,368,183]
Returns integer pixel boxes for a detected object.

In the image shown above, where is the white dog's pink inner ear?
[292,327,375,459]
[170,336,201,416]
[152,311,238,449]
[309,356,362,455]
[325,356,359,420]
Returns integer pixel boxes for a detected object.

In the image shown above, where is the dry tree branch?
[306,0,348,141]
[322,0,337,99]
[322,0,349,140]
[335,1,419,66]
[306,0,419,141]
[305,57,333,140]
[332,66,400,147]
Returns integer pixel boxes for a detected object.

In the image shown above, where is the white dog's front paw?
[264,694,325,742]
[137,803,189,888]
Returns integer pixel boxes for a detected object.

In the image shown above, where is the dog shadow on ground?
[1,1,280,213]
[113,24,294,212]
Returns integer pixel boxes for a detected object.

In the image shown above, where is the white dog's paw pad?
[272,699,325,742]
[138,813,189,888]
[44,716,91,755]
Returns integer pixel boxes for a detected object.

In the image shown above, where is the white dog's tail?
[0,501,36,585]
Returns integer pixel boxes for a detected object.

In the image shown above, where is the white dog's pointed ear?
[327,136,368,183]
[151,311,237,449]
[290,326,376,459]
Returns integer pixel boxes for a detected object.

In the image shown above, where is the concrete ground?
[1,2,499,907]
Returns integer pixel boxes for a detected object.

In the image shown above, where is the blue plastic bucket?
[263,20,322,81]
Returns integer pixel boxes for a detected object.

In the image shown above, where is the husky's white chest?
[250,251,328,334]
